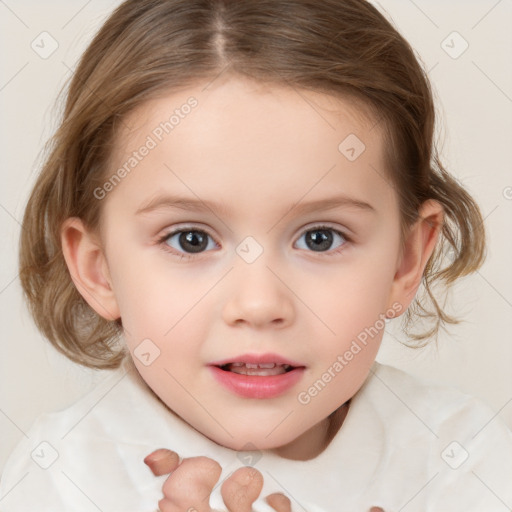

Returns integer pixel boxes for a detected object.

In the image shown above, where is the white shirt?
[1,358,511,512]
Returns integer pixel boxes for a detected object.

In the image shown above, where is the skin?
[144,448,384,512]
[144,448,291,512]
[61,75,442,507]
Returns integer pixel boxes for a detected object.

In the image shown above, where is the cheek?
[303,254,397,337]
[298,273,388,411]
[108,248,207,335]
[115,272,211,404]
[110,262,215,357]
[296,242,399,391]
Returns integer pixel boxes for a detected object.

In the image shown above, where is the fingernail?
[143,448,177,465]
[234,467,260,486]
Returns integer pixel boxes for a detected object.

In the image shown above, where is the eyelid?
[157,222,351,260]
[156,224,220,258]
[159,223,218,241]
[297,221,351,241]
[294,223,349,254]
[158,222,350,243]
[157,225,221,250]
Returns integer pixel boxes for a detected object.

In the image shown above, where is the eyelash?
[157,224,350,260]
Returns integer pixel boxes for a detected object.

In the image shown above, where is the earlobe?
[60,217,121,321]
[389,200,444,309]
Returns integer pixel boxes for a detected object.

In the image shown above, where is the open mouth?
[209,355,306,398]
[218,362,296,376]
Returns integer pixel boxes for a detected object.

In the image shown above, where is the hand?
[144,448,291,512]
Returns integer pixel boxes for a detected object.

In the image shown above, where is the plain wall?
[1,0,511,475]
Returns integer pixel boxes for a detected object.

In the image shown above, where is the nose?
[222,259,295,329]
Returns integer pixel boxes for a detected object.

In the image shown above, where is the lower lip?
[209,366,305,399]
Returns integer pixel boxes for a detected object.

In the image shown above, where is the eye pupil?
[306,230,333,251]
[166,227,343,257]
[180,231,208,253]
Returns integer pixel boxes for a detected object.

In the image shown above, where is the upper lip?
[208,352,305,368]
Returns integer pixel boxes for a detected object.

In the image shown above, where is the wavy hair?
[19,0,485,368]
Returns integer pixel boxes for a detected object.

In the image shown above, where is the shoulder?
[362,361,501,431]
[359,362,512,509]
[0,360,165,511]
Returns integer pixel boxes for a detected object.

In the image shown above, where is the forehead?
[120,75,379,151]
[105,75,393,217]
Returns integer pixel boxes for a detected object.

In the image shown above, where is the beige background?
[1,0,511,476]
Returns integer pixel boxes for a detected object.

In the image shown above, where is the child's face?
[94,76,408,455]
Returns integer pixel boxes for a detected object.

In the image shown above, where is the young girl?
[1,0,511,511]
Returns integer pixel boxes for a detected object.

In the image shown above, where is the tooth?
[258,363,276,369]
[231,362,244,367]
[228,364,287,376]
[245,363,259,369]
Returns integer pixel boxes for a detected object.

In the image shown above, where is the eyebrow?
[135,193,376,217]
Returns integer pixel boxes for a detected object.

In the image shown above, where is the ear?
[60,217,121,321]
[388,200,444,311]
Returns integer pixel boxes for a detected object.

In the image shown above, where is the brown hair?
[19,0,485,369]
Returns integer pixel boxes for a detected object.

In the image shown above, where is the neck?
[270,401,350,461]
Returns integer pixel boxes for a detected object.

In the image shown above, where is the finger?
[221,466,264,512]
[161,456,222,512]
[144,449,181,476]
[266,493,292,512]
